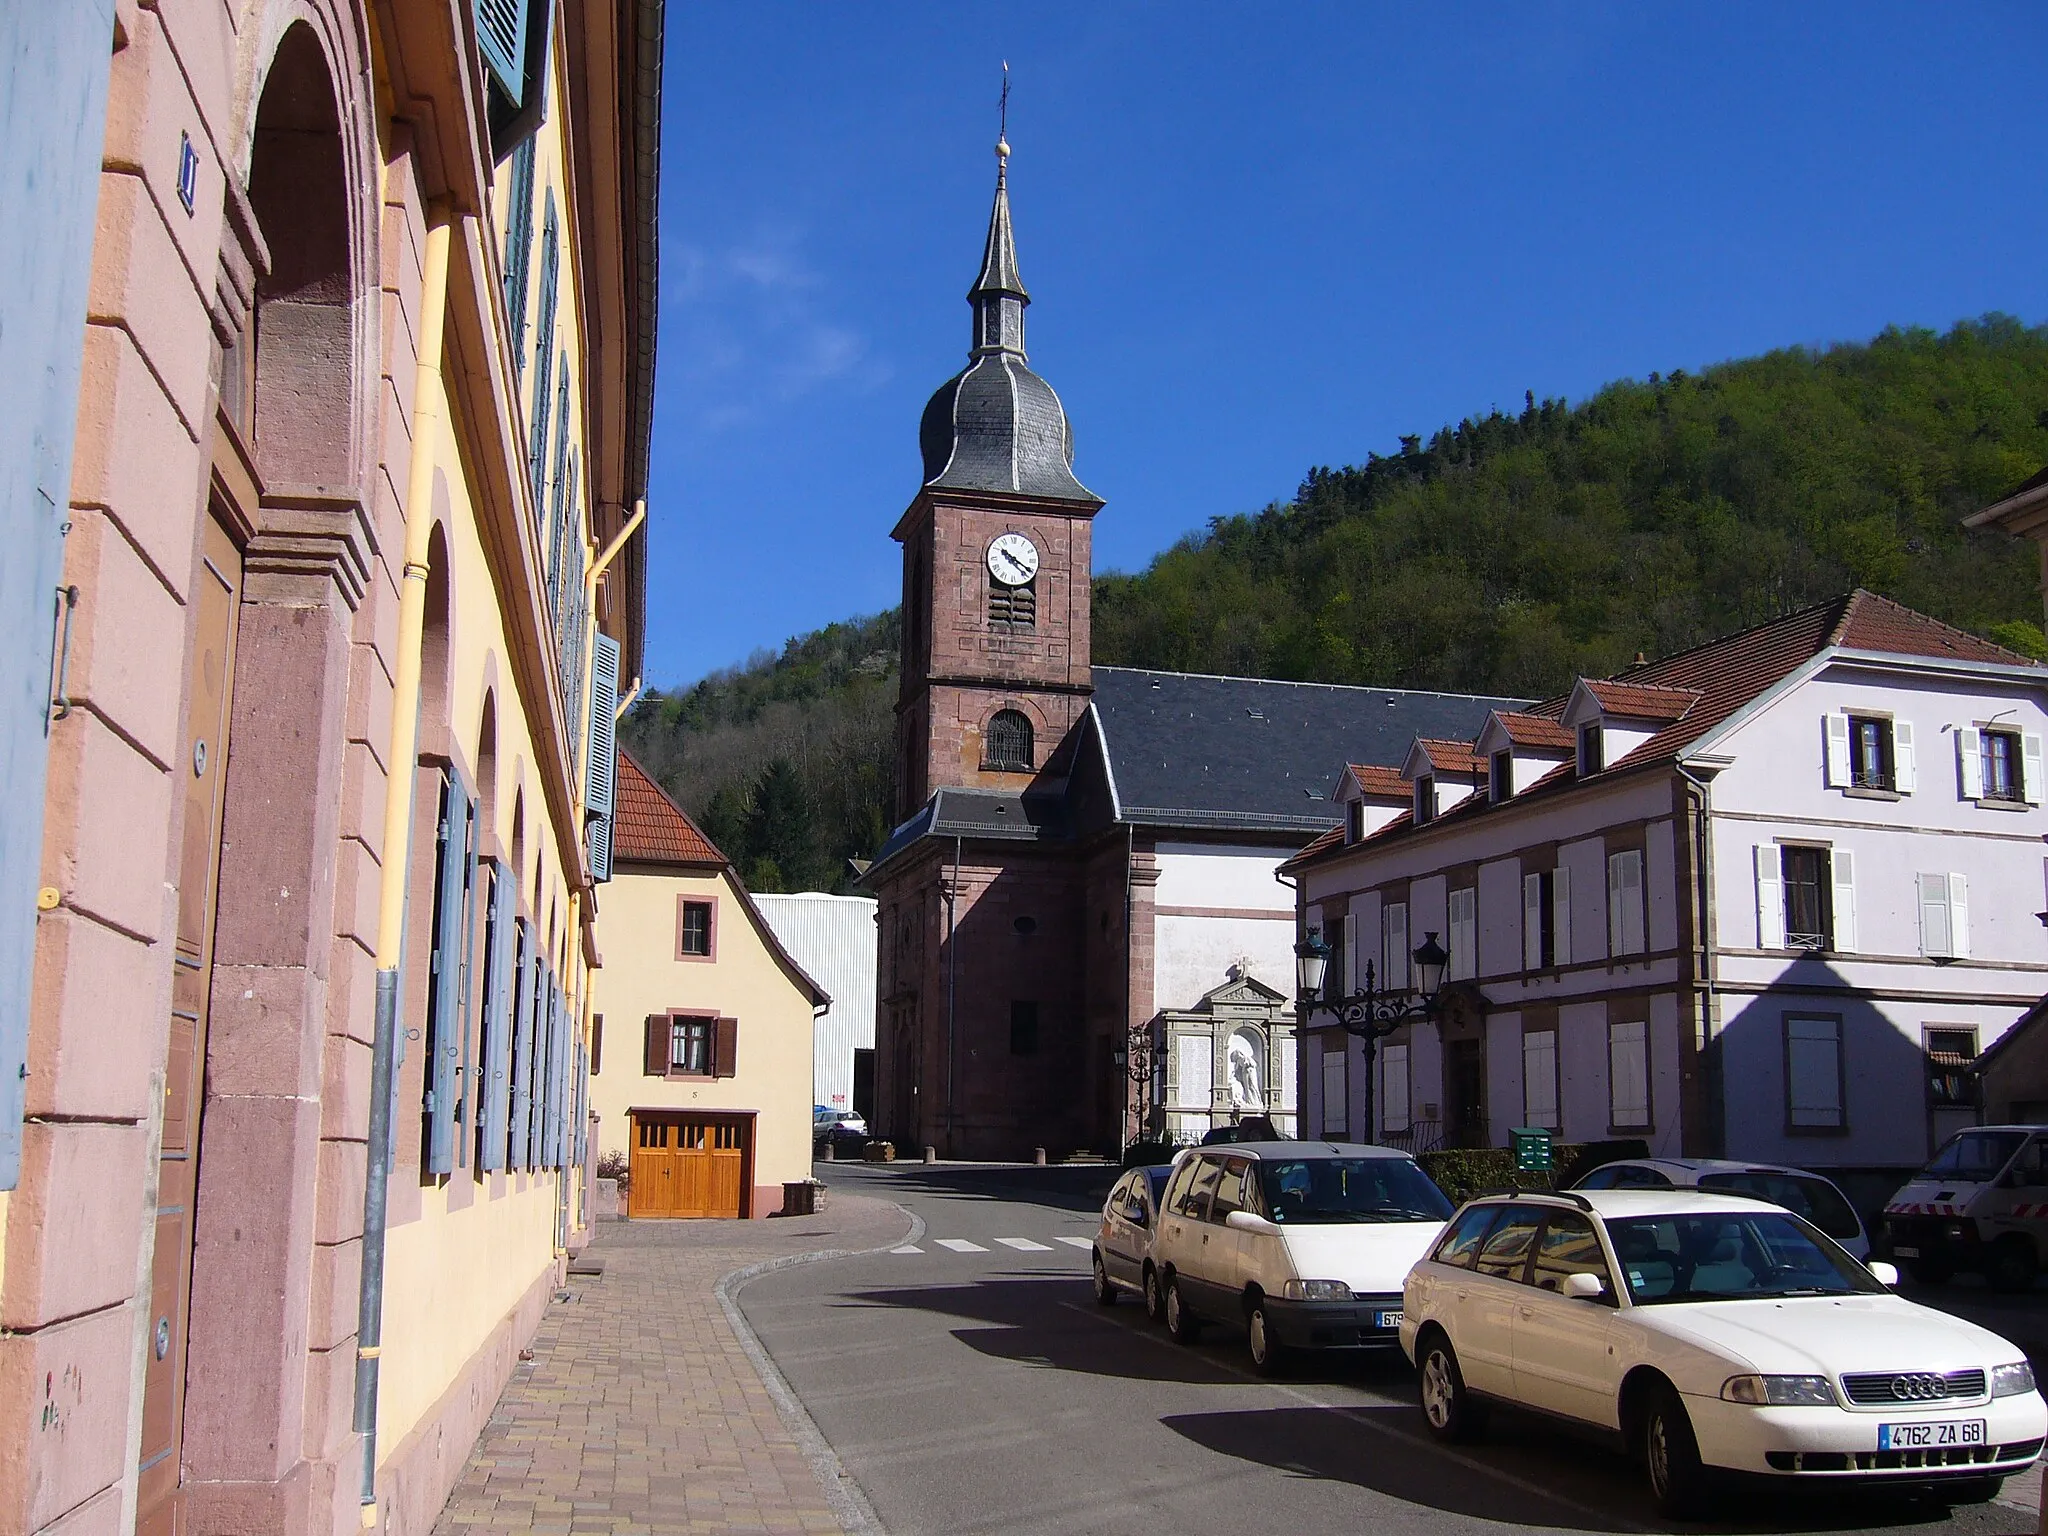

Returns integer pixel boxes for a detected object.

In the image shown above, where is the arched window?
[985,709,1033,771]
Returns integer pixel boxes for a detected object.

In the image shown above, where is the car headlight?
[1992,1362,2037,1398]
[1721,1374,1836,1407]
[1281,1279,1353,1301]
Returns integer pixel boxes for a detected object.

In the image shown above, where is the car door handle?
[1519,1306,1534,1319]
[1202,1233,1210,1245]
[1455,1290,1470,1302]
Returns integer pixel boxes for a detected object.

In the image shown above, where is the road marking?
[995,1237,1053,1251]
[1054,1236,1093,1249]
[935,1238,989,1253]
[890,1245,922,1254]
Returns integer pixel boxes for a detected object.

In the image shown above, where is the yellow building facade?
[0,2,659,1533]
[592,757,822,1219]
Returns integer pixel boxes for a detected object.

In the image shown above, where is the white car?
[1091,1164,1174,1316]
[1402,1189,2046,1516]
[1153,1141,1452,1373]
[1574,1157,1871,1260]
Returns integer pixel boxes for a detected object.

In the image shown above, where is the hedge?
[1419,1139,1649,1205]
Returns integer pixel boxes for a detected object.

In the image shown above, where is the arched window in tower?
[985,709,1034,772]
[988,570,1036,628]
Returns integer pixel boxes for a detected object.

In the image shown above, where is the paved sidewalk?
[432,1193,913,1535]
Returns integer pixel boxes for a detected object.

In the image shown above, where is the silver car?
[1573,1157,1869,1260]
[1093,1164,1174,1318]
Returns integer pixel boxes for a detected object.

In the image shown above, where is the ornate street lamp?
[1294,926,1449,1143]
[1112,1023,1161,1148]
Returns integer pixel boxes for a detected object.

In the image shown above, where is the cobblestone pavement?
[432,1193,913,1535]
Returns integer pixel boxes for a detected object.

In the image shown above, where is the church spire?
[969,67,1028,356]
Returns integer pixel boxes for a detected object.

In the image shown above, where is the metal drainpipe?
[945,833,960,1156]
[1122,822,1134,1147]
[1675,765,1720,1157]
[354,204,453,1527]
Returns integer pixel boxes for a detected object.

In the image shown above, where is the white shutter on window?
[1343,911,1356,995]
[1384,902,1409,990]
[2024,734,2044,805]
[1608,849,1644,957]
[1959,727,1984,799]
[1755,844,1785,949]
[1918,872,1952,958]
[1608,854,1624,956]
[1893,720,1916,794]
[1552,865,1571,966]
[1950,872,1971,959]
[1448,887,1477,980]
[1829,847,1857,953]
[1825,713,1851,788]
[1523,1030,1558,1130]
[1382,1043,1410,1132]
[1523,872,1544,970]
[1609,1020,1651,1128]
[1321,1042,1347,1136]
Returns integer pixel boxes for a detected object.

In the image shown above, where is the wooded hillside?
[624,317,2048,893]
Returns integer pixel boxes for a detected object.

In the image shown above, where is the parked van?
[1883,1126,2048,1290]
[1152,1141,1453,1373]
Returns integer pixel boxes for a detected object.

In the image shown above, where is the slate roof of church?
[1087,667,1525,834]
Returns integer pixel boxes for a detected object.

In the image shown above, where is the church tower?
[893,135,1103,820]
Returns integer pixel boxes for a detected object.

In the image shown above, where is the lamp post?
[1111,1023,1158,1148]
[1294,927,1449,1144]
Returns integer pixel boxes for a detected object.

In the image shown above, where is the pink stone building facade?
[0,3,660,1533]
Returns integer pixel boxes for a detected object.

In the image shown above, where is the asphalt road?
[738,1161,2040,1536]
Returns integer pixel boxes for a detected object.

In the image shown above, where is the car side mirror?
[1867,1260,1900,1288]
[1564,1272,1607,1300]
[1129,1206,1148,1228]
[1225,1209,1282,1237]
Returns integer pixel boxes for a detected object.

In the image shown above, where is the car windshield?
[1697,1171,1861,1241]
[1256,1157,1453,1224]
[1606,1212,1881,1304]
[1920,1130,2027,1183]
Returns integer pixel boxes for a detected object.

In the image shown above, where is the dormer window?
[1490,748,1512,803]
[1577,722,1604,777]
[1413,775,1436,825]
[1347,800,1365,843]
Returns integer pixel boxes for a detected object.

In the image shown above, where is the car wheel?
[1091,1251,1118,1307]
[1642,1382,1710,1519]
[1143,1264,1166,1322]
[1417,1334,1485,1444]
[1988,1238,2037,1294]
[1939,1475,2004,1506]
[1247,1298,1287,1376]
[1906,1255,1953,1285]
[1165,1277,1202,1344]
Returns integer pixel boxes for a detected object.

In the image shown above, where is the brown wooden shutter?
[591,1014,604,1076]
[713,1016,738,1078]
[644,1014,668,1076]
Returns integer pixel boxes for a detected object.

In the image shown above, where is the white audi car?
[1401,1189,2046,1516]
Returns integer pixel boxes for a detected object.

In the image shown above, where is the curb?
[714,1202,926,1536]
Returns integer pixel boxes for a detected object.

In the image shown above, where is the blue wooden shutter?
[479,862,514,1171]
[547,361,572,622]
[587,633,619,821]
[475,0,529,105]
[526,197,559,522]
[425,774,472,1175]
[587,815,612,884]
[502,136,536,379]
[0,2,112,1191]
[454,790,479,1167]
[511,920,535,1167]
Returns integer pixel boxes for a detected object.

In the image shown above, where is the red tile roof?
[1345,764,1410,798]
[613,754,726,867]
[1491,711,1576,751]
[1415,738,1487,775]
[1831,590,2034,665]
[1582,679,1700,722]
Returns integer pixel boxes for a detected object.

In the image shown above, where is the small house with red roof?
[589,754,827,1218]
[1285,591,2048,1180]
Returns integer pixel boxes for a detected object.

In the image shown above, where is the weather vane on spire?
[997,62,1011,168]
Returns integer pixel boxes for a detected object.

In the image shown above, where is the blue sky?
[644,3,2048,690]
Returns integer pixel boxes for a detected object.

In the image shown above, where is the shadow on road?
[1163,1406,1998,1535]
[816,1159,1119,1216]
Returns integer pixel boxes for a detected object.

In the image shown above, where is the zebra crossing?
[891,1234,1095,1256]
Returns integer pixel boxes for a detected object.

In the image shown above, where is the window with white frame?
[1320,1040,1347,1136]
[1490,748,1512,803]
[1924,1026,1980,1111]
[1382,900,1409,990]
[1917,872,1970,959]
[1608,1019,1650,1129]
[1826,711,1915,794]
[1784,1014,1844,1131]
[1958,725,2042,805]
[1606,847,1645,957]
[1413,775,1436,825]
[1381,1042,1411,1133]
[1578,721,1604,777]
[1346,799,1365,843]
[1447,886,1477,981]
[1523,864,1569,969]
[1522,1029,1559,1130]
[1770,843,1856,952]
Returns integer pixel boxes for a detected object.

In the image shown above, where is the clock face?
[987,532,1040,587]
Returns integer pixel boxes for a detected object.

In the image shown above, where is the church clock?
[986,532,1039,586]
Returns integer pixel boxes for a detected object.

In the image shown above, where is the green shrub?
[1419,1139,1648,1204]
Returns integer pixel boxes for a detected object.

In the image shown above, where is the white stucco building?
[755,892,879,1119]
[1287,592,2048,1181]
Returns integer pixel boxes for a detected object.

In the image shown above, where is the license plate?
[1375,1309,1403,1329]
[1893,1245,1921,1258]
[1879,1419,1985,1450]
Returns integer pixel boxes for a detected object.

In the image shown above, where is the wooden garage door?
[629,1113,747,1218]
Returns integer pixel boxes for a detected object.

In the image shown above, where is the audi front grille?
[1839,1369,1987,1406]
